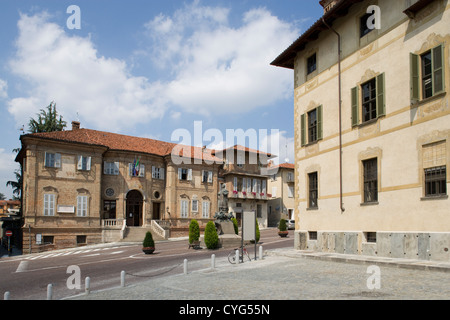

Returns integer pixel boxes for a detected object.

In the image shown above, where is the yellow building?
[272,0,450,261]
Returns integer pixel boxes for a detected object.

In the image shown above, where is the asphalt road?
[0,228,293,300]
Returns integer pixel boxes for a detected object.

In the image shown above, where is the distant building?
[272,0,450,262]
[267,163,295,227]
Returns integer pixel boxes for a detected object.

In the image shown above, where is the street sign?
[5,231,12,237]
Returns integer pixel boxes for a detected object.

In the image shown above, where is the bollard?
[259,246,263,260]
[120,271,126,287]
[211,254,216,269]
[183,259,188,274]
[235,249,239,264]
[47,284,53,300]
[4,292,10,300]
[85,277,90,295]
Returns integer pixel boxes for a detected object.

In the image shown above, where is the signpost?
[242,211,257,261]
[5,231,12,256]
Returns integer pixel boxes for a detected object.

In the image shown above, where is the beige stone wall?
[293,0,450,236]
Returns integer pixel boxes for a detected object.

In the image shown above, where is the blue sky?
[0,0,324,198]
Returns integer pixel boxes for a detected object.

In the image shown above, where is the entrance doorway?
[126,190,143,227]
[152,202,161,220]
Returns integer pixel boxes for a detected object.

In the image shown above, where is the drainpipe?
[321,17,345,213]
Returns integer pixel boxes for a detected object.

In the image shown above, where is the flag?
[134,157,140,176]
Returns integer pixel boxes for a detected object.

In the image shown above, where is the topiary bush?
[255,218,260,243]
[143,231,155,248]
[189,219,200,244]
[279,219,287,232]
[204,221,219,249]
[231,217,239,235]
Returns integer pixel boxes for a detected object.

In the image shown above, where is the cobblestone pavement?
[68,248,450,300]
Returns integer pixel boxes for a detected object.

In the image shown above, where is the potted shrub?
[142,231,155,254]
[188,219,201,249]
[204,221,219,249]
[278,219,289,238]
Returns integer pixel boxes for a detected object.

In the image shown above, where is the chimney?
[72,121,81,130]
[319,0,338,14]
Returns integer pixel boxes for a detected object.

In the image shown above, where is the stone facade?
[273,0,450,262]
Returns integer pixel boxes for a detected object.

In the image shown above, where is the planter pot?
[278,231,289,238]
[142,247,155,254]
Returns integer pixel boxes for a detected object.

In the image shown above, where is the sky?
[0,0,324,199]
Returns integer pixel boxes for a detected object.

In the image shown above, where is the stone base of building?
[295,230,450,262]
[22,227,103,254]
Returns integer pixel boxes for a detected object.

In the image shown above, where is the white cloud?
[145,2,298,116]
[259,130,294,166]
[0,79,8,99]
[8,12,168,131]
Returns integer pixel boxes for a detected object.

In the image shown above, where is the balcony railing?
[231,191,271,200]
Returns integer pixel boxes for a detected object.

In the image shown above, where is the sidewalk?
[66,247,450,300]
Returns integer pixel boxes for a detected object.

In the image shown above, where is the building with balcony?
[267,163,295,227]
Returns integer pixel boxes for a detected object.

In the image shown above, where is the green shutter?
[376,73,385,117]
[351,86,359,127]
[301,114,306,146]
[317,105,323,140]
[432,44,445,95]
[410,53,420,101]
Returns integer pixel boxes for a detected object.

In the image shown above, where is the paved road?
[69,248,450,301]
[0,228,293,300]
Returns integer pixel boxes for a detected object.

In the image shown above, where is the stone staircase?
[121,226,166,242]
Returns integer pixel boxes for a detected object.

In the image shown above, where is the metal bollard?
[85,277,90,295]
[120,271,126,287]
[211,254,216,269]
[47,284,53,300]
[235,249,239,264]
[259,246,263,260]
[4,292,10,300]
[183,259,188,274]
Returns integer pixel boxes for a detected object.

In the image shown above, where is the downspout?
[321,17,345,213]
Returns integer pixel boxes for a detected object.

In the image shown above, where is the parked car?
[286,220,295,230]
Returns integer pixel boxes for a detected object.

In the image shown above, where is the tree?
[28,101,67,133]
[6,170,22,200]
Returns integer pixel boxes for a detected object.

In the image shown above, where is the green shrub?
[204,221,219,249]
[189,219,200,244]
[231,217,239,235]
[279,219,287,232]
[143,231,155,248]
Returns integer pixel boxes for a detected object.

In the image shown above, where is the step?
[121,227,165,242]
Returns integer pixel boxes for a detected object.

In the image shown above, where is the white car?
[286,220,295,230]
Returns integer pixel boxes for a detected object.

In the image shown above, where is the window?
[308,172,318,208]
[104,162,119,175]
[309,231,318,241]
[44,194,55,216]
[411,44,445,101]
[425,166,447,197]
[77,235,87,245]
[237,154,244,168]
[43,236,54,245]
[129,163,145,177]
[363,158,378,203]
[307,53,317,75]
[360,13,374,38]
[301,105,323,146]
[202,170,213,183]
[45,152,61,168]
[180,199,189,218]
[287,172,294,182]
[202,201,210,218]
[77,195,88,217]
[365,232,377,243]
[103,200,116,219]
[178,168,192,181]
[257,204,262,218]
[351,73,385,127]
[361,79,377,122]
[192,199,198,212]
[77,156,91,171]
[152,166,165,180]
[288,186,294,198]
